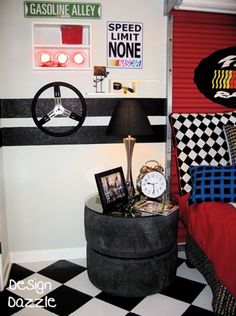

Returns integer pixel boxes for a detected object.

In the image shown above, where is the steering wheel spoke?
[31,82,87,137]
[70,111,83,122]
[54,84,61,98]
[38,114,50,126]
[38,109,56,126]
[63,108,72,118]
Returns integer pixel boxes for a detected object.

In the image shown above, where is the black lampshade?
[106,99,154,136]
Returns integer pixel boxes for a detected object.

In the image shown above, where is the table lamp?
[106,99,154,196]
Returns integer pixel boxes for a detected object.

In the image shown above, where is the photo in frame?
[95,167,129,212]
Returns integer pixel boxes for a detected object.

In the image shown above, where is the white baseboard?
[10,247,86,264]
[0,251,11,291]
[3,252,11,287]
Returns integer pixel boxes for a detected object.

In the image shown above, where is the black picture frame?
[95,167,129,212]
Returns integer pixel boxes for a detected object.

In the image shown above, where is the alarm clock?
[136,160,167,199]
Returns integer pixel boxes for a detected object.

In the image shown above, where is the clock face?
[141,171,166,198]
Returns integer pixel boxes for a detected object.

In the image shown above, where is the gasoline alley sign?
[107,21,143,69]
[24,1,101,19]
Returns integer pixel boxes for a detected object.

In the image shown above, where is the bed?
[170,111,236,315]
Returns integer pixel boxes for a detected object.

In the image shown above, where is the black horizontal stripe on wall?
[0,98,167,146]
[2,125,166,146]
[0,98,167,118]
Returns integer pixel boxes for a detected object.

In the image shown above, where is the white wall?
[0,148,10,287]
[0,0,168,260]
[0,0,167,98]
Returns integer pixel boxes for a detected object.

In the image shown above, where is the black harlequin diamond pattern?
[0,290,28,316]
[41,285,92,315]
[6,263,35,287]
[96,291,145,311]
[160,276,206,303]
[1,255,215,316]
[38,259,86,283]
[182,305,216,316]
[170,111,236,194]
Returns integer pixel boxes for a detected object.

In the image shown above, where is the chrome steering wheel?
[31,82,87,137]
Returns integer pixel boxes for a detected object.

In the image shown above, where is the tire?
[85,206,178,258]
[87,244,177,297]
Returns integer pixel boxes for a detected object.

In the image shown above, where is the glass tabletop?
[85,193,178,217]
[85,193,103,214]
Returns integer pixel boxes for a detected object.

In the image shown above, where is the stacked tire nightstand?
[84,194,178,297]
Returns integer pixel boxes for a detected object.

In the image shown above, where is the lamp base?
[123,135,136,196]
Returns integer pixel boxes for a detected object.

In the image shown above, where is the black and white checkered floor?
[1,251,214,316]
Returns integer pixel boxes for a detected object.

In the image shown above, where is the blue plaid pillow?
[189,164,236,205]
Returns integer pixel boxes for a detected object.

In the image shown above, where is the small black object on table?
[84,194,178,297]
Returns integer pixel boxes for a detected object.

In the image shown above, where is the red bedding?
[178,194,236,299]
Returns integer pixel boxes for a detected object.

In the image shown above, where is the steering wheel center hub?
[54,104,64,115]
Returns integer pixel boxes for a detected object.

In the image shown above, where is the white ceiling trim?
[174,0,236,15]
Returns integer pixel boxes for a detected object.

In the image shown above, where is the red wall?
[170,10,236,242]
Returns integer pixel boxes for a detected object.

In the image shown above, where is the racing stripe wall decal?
[0,98,167,146]
[212,70,236,89]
